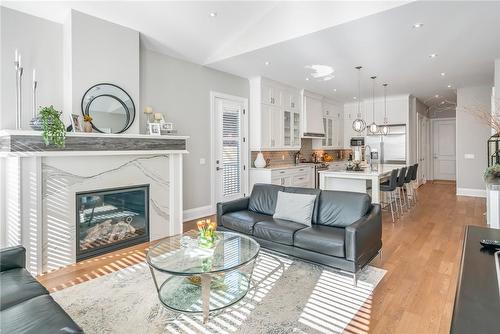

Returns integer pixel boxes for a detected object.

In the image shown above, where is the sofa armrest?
[217,197,250,223]
[0,245,26,272]
[345,204,382,264]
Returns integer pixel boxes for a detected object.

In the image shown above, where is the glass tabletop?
[147,231,260,275]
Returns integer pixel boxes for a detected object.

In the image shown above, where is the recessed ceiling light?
[447,84,452,88]
[209,12,217,17]
[333,89,337,92]
[353,96,357,100]
[413,23,424,28]
[305,78,309,81]
[435,94,439,98]
[264,61,270,66]
[440,72,446,76]
[429,53,437,58]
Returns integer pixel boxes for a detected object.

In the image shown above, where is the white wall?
[0,7,63,129]
[456,86,492,196]
[140,48,249,211]
[67,10,140,133]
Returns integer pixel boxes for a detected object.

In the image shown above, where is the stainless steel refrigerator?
[365,125,406,164]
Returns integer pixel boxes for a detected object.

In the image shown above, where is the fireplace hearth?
[76,185,149,261]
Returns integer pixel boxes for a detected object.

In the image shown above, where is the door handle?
[216,167,224,171]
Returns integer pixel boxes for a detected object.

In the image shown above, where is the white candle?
[33,69,36,82]
[15,49,18,62]
[18,55,22,67]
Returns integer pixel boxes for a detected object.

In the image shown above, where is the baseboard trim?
[183,205,215,222]
[456,187,487,198]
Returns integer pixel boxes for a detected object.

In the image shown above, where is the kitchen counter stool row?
[380,164,419,222]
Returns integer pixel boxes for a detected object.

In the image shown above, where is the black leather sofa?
[0,246,83,334]
[217,184,382,282]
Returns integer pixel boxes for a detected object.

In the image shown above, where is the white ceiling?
[3,1,499,110]
[2,1,407,64]
[208,1,500,109]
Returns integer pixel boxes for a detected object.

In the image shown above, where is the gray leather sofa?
[0,246,83,334]
[217,184,382,281]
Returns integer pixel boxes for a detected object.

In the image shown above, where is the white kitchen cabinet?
[251,165,314,190]
[250,77,301,151]
[302,91,324,137]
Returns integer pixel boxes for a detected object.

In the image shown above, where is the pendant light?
[381,83,390,135]
[368,76,378,134]
[352,66,366,133]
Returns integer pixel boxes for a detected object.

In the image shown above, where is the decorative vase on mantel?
[82,115,93,133]
[254,152,266,168]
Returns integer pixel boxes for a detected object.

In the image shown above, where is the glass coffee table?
[147,231,260,323]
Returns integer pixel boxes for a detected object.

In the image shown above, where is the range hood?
[301,90,325,138]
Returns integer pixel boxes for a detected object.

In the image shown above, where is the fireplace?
[76,185,149,261]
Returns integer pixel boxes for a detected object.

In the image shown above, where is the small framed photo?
[160,122,173,131]
[71,114,82,132]
[148,123,161,136]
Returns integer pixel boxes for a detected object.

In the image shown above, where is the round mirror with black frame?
[81,83,135,134]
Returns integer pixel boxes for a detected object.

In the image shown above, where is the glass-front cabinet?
[283,110,300,149]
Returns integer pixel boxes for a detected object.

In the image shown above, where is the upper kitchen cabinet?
[250,77,301,151]
[301,90,325,138]
[313,98,344,149]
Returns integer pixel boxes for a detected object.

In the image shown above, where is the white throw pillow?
[273,191,317,226]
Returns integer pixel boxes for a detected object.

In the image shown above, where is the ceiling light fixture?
[264,61,270,66]
[447,84,452,88]
[440,72,446,76]
[429,53,437,58]
[352,66,366,133]
[381,83,389,136]
[333,89,337,92]
[413,23,424,28]
[305,78,309,81]
[209,12,217,17]
[368,76,379,134]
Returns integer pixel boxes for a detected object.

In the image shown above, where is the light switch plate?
[200,158,206,165]
[464,154,475,160]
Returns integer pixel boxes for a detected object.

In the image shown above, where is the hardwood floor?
[37,182,486,333]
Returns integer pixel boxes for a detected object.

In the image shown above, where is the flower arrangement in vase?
[196,219,218,249]
[484,164,500,185]
[83,115,93,133]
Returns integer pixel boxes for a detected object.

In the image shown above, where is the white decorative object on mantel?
[487,183,500,229]
[254,152,266,168]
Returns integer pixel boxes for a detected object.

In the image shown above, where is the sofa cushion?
[248,184,284,216]
[283,187,321,223]
[294,225,345,258]
[0,294,83,333]
[253,219,307,245]
[317,190,371,227]
[0,268,49,311]
[221,210,271,234]
[273,191,317,226]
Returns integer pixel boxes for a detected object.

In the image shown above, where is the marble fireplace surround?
[0,130,188,275]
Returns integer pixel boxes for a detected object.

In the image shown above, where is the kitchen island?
[318,164,405,203]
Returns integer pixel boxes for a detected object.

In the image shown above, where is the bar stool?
[403,165,415,208]
[380,169,399,222]
[410,164,419,204]
[395,167,407,213]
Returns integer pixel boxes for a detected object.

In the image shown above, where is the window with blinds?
[222,109,241,197]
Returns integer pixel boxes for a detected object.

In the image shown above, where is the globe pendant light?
[352,66,366,133]
[368,76,378,134]
[381,83,390,136]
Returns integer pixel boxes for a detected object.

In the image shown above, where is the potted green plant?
[39,105,66,148]
[484,164,500,185]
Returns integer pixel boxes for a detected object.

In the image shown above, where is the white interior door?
[432,119,456,180]
[213,96,247,204]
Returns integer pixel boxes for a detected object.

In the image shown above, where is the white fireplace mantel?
[0,129,189,275]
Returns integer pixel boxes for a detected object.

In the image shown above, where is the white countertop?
[319,163,406,177]
[251,161,347,170]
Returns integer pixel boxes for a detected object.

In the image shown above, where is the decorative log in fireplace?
[76,185,149,261]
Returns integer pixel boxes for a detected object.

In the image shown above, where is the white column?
[168,153,183,236]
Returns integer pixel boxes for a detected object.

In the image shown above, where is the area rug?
[53,251,386,334]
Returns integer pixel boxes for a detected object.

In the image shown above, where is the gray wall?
[68,10,140,133]
[140,48,249,210]
[456,86,492,192]
[0,7,62,129]
[496,59,500,110]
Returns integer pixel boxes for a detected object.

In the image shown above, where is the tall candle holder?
[14,50,24,130]
[32,69,38,118]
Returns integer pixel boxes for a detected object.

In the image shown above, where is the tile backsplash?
[251,139,351,167]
